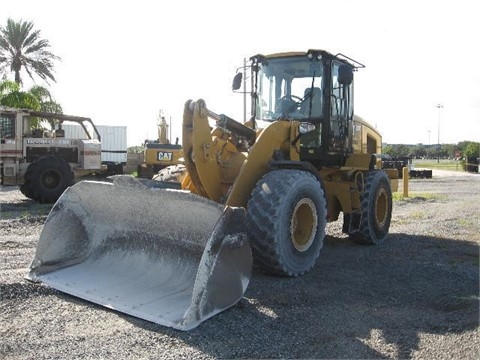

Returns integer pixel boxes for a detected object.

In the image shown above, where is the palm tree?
[0,18,61,86]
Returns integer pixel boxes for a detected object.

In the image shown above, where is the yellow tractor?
[137,111,183,178]
[26,49,399,330]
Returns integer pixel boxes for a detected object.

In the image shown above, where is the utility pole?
[436,104,443,163]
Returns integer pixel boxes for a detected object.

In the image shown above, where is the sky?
[2,0,479,147]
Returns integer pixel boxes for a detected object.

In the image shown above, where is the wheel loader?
[26,49,399,331]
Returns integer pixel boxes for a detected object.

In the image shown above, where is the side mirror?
[338,65,353,85]
[232,72,243,91]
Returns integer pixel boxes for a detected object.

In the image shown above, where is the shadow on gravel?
[123,233,479,359]
[0,175,113,221]
[0,199,53,220]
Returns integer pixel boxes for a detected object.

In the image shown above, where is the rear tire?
[349,171,392,245]
[21,155,74,203]
[246,169,327,276]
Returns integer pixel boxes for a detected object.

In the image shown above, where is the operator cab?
[239,49,363,167]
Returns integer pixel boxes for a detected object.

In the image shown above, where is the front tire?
[246,169,327,276]
[349,171,392,245]
[21,155,74,203]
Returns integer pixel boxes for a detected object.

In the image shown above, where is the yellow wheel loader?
[26,49,399,330]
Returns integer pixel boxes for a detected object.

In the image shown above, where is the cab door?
[329,61,353,154]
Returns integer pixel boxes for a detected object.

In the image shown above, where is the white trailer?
[63,124,127,174]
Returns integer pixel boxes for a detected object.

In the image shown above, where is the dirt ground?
[1,171,479,359]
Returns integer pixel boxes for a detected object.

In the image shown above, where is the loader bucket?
[26,176,252,331]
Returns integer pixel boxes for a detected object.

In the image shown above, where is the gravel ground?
[1,170,479,359]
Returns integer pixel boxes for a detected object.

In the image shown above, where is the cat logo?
[157,152,173,161]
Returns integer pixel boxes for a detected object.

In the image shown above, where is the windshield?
[255,56,324,121]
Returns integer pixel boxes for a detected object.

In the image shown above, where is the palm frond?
[0,90,41,110]
[0,79,20,95]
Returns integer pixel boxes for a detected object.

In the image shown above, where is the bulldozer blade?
[26,176,252,331]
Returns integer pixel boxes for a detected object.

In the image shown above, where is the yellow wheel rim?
[290,198,317,252]
[375,188,388,228]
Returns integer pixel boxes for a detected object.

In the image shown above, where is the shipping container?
[63,124,127,173]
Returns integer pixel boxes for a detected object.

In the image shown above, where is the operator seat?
[301,87,322,117]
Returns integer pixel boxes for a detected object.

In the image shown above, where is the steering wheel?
[277,95,302,113]
[261,110,275,119]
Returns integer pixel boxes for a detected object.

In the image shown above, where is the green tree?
[457,141,475,156]
[29,85,62,113]
[382,144,394,156]
[463,142,479,172]
[0,80,62,129]
[464,142,479,159]
[0,79,19,94]
[442,144,455,158]
[128,145,145,154]
[0,18,61,85]
[411,144,427,158]
[0,79,40,110]
[425,145,437,159]
[393,144,410,158]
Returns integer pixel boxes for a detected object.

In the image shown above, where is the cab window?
[0,114,15,139]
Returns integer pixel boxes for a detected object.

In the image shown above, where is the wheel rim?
[374,188,389,228]
[41,170,61,190]
[290,198,317,252]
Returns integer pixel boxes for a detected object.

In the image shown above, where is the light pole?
[436,104,443,163]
